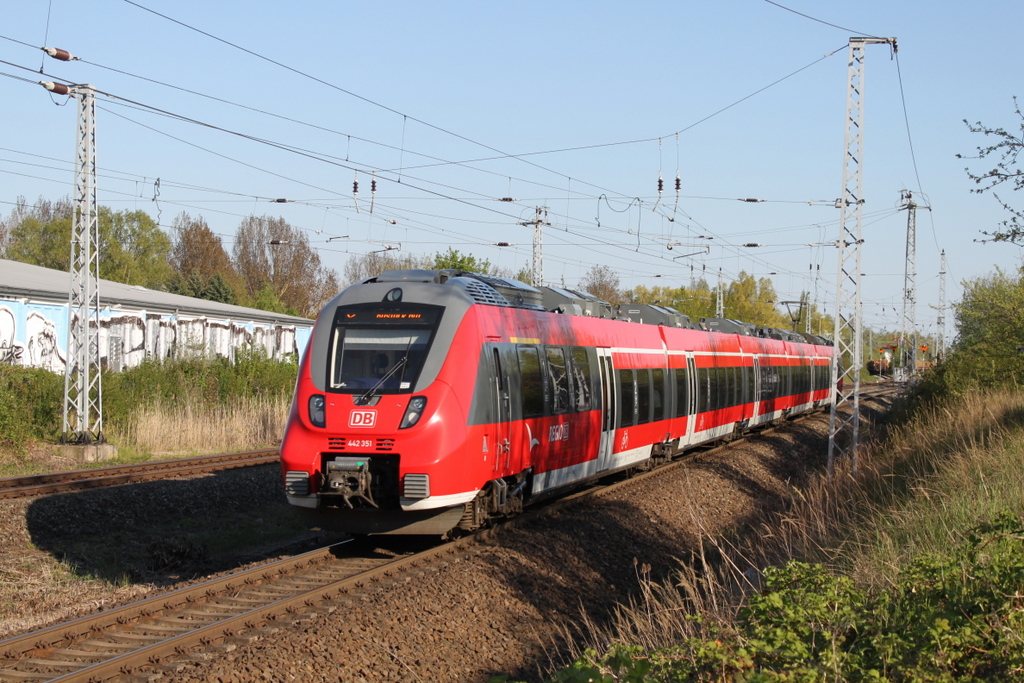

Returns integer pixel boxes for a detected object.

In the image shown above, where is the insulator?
[675,175,681,192]
[273,198,288,203]
[498,197,515,202]
[42,47,77,61]
[657,177,664,193]
[741,198,761,203]
[495,242,511,247]
[353,181,359,195]
[40,81,70,95]
[371,179,377,193]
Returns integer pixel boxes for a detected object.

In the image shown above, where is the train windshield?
[327,305,440,393]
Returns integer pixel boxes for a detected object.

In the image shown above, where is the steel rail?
[0,449,279,500]
[0,394,895,681]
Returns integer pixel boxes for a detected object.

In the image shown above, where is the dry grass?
[565,389,1024,658]
[112,394,291,456]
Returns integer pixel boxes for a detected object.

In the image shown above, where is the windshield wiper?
[357,356,408,405]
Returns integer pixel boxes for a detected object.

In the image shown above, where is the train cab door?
[596,347,616,473]
[490,346,512,473]
[685,355,698,438]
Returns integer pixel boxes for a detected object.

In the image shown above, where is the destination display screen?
[333,306,441,326]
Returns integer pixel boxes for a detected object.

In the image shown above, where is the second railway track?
[0,450,280,500]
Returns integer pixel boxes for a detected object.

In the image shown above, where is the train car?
[279,269,835,536]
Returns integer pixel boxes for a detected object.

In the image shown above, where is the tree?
[341,250,429,286]
[5,199,171,288]
[580,264,624,304]
[432,247,492,274]
[101,208,173,288]
[168,212,245,303]
[233,215,340,317]
[959,98,1024,244]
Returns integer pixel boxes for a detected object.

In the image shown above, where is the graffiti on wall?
[0,300,309,373]
[0,307,23,365]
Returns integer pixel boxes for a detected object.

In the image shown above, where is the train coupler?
[325,457,378,509]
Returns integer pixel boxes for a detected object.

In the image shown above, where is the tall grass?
[557,389,1024,672]
[112,394,291,455]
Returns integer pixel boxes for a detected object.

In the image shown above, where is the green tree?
[432,247,492,273]
[5,197,73,270]
[959,98,1024,244]
[101,208,172,288]
[6,200,171,288]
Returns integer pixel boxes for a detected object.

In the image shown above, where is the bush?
[0,351,297,454]
[529,513,1024,682]
[0,365,64,450]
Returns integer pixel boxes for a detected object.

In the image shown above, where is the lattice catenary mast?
[936,250,947,360]
[42,82,106,444]
[827,37,897,476]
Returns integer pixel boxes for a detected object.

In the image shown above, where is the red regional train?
[280,269,836,536]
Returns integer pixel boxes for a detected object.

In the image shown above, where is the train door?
[490,346,511,473]
[685,355,698,438]
[752,356,761,419]
[596,347,616,473]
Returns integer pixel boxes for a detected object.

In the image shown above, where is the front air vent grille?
[284,471,310,496]
[403,473,430,499]
[327,438,395,452]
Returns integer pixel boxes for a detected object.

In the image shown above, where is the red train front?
[280,269,836,537]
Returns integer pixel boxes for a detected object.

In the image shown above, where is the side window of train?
[636,369,651,425]
[618,369,636,427]
[570,347,592,411]
[517,346,545,418]
[697,367,710,413]
[651,368,665,422]
[674,367,689,418]
[546,346,570,414]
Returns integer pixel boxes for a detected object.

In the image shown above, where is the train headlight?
[399,396,427,429]
[308,394,326,428]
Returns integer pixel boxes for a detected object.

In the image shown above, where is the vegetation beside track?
[517,266,1024,682]
[0,350,296,474]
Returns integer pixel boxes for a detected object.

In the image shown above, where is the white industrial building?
[0,259,313,372]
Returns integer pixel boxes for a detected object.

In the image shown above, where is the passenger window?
[618,369,635,427]
[517,346,545,418]
[674,368,689,418]
[637,369,651,425]
[570,347,592,411]
[651,368,665,422]
[546,347,569,414]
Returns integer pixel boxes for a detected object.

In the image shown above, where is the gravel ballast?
[0,404,885,682]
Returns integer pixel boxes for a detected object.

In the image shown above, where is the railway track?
[0,450,279,500]
[0,392,896,681]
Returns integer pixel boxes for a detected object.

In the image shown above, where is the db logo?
[349,410,377,428]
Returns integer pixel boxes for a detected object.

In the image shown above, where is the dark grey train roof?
[0,259,311,325]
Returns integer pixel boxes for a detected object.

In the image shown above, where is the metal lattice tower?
[898,190,919,383]
[716,269,725,318]
[520,207,549,287]
[827,37,896,476]
[62,84,105,444]
[936,249,947,360]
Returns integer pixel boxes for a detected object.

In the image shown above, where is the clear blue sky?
[2,0,1023,339]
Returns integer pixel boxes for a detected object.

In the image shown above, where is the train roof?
[355,269,832,346]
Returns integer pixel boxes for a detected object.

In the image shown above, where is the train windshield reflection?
[328,327,431,392]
